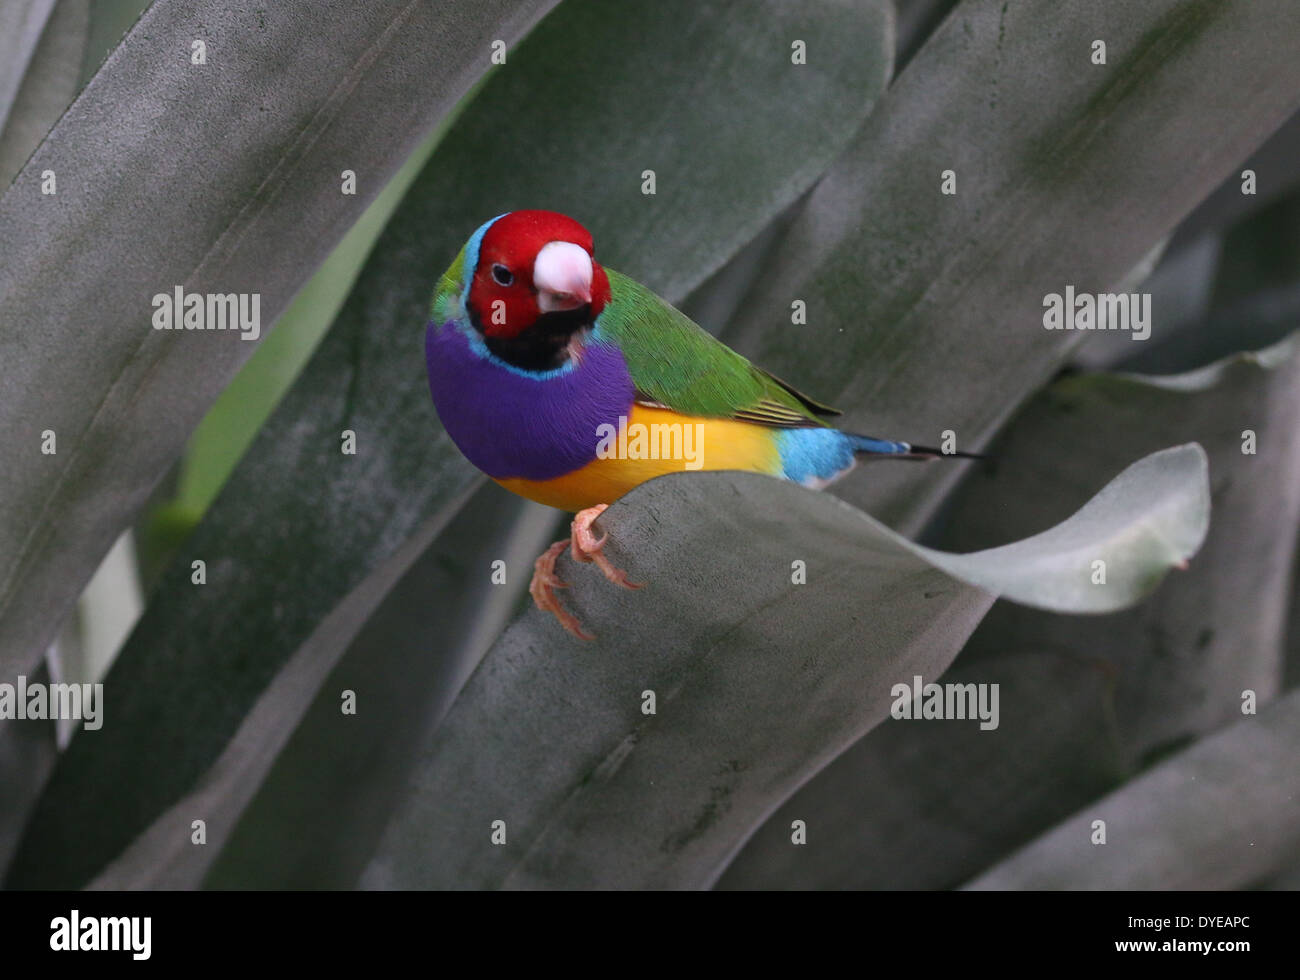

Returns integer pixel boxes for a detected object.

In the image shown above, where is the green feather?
[430,251,838,428]
[596,269,838,428]
[430,244,467,323]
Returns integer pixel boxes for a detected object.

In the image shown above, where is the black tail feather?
[905,444,988,461]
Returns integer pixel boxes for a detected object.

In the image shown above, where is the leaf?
[359,446,1208,889]
[964,688,1300,890]
[1124,282,1300,376]
[1169,107,1300,250]
[1287,554,1300,691]
[1210,189,1300,312]
[894,0,960,69]
[944,335,1300,762]
[0,666,57,879]
[0,0,89,187]
[0,0,562,678]
[202,485,558,889]
[716,651,1125,890]
[723,334,1300,888]
[76,0,152,89]
[57,530,142,702]
[167,121,451,529]
[68,490,478,890]
[0,1,57,125]
[1118,182,1300,378]
[1070,234,1216,370]
[6,0,896,890]
[718,0,1300,535]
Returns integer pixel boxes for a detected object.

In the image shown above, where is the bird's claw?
[570,504,643,590]
[530,540,593,640]
[570,503,609,555]
[528,504,643,639]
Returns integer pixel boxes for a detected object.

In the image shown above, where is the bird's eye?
[491,264,514,286]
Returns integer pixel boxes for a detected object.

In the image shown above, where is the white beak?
[533,240,593,313]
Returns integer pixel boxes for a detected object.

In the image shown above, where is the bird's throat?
[481,307,592,371]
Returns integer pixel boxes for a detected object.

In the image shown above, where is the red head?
[465,210,612,340]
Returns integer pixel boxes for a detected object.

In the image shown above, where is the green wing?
[595,268,838,428]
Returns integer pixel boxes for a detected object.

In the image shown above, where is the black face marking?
[483,306,593,372]
[491,263,513,286]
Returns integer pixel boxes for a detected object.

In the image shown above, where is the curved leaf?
[1169,107,1300,250]
[202,486,558,889]
[717,651,1125,890]
[0,0,561,677]
[0,0,88,187]
[940,335,1300,762]
[719,0,1300,534]
[5,0,895,890]
[724,334,1300,888]
[0,1,58,125]
[361,446,1207,889]
[964,688,1300,890]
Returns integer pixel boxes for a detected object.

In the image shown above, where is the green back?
[431,251,836,428]
[596,269,837,427]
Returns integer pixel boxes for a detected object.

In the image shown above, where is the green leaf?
[964,687,1300,889]
[1126,283,1300,376]
[723,334,1300,888]
[0,0,561,678]
[5,0,896,890]
[719,0,1300,534]
[360,446,1207,889]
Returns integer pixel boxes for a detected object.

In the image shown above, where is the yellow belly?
[494,404,783,511]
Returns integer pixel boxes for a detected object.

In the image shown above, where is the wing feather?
[600,269,836,430]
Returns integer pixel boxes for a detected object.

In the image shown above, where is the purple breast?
[425,321,635,481]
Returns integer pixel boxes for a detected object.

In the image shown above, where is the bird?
[425,210,980,639]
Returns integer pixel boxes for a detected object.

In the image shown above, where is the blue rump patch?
[774,428,857,485]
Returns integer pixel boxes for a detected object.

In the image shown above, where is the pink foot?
[569,504,643,590]
[529,540,592,641]
[527,504,643,640]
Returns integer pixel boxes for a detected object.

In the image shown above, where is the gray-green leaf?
[964,687,1300,890]
[361,446,1207,889]
[720,0,1300,535]
[3,0,895,890]
[723,333,1299,888]
[0,0,560,678]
